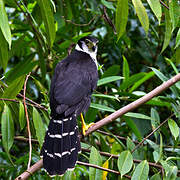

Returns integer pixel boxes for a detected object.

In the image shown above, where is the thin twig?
[23,73,32,169]
[62,15,96,26]
[159,0,169,10]
[103,6,117,34]
[131,113,175,153]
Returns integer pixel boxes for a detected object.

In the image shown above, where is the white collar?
[75,44,98,69]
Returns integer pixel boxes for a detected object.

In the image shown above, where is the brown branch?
[103,6,117,34]
[16,73,180,179]
[23,73,32,169]
[85,73,180,135]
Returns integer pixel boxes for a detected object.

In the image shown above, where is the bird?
[41,36,99,176]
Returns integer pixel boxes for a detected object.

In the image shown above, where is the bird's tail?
[41,114,81,176]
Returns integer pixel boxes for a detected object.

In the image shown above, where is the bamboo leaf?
[175,28,180,49]
[116,0,128,40]
[97,76,124,86]
[1,104,14,153]
[90,103,115,112]
[118,150,133,177]
[2,75,25,99]
[125,112,151,120]
[123,56,129,81]
[169,0,180,32]
[0,29,8,71]
[132,160,149,180]
[0,0,11,48]
[37,0,56,47]
[161,9,172,53]
[33,107,46,147]
[132,0,149,35]
[19,101,25,130]
[168,119,179,140]
[147,0,162,24]
[89,146,102,180]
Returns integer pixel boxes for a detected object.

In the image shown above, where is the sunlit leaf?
[89,146,102,180]
[165,166,178,180]
[1,104,14,153]
[0,0,11,48]
[37,0,56,47]
[161,9,172,53]
[33,107,46,147]
[132,160,149,180]
[169,0,180,32]
[2,75,25,99]
[102,159,109,180]
[116,0,128,40]
[168,119,179,140]
[132,0,149,35]
[118,150,133,177]
[147,0,162,24]
[125,112,151,120]
[90,103,115,112]
[123,56,129,81]
[0,29,8,71]
[19,101,25,130]
[97,76,124,86]
[175,28,180,49]
[101,0,115,11]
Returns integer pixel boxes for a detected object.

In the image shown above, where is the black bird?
[41,36,99,176]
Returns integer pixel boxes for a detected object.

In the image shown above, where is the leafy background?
[0,0,180,179]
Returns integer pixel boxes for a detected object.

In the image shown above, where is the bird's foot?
[80,113,94,136]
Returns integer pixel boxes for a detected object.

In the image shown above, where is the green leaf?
[19,101,25,130]
[92,93,119,101]
[101,0,115,11]
[125,112,151,120]
[1,104,14,153]
[125,116,142,140]
[132,160,149,180]
[118,150,133,178]
[90,103,115,112]
[116,0,128,40]
[132,0,149,35]
[89,146,102,180]
[168,119,179,140]
[165,166,178,180]
[147,0,162,24]
[119,72,145,90]
[175,28,180,49]
[37,0,56,47]
[0,0,11,48]
[122,56,129,81]
[150,108,160,139]
[102,65,120,78]
[169,0,180,32]
[32,107,46,147]
[97,76,124,86]
[0,29,8,71]
[150,173,161,180]
[161,9,172,53]
[2,75,25,99]
[129,71,154,92]
[5,53,36,83]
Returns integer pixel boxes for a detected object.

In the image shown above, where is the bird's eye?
[85,39,89,44]
[92,46,96,51]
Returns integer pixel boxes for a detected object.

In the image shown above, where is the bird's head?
[75,36,99,56]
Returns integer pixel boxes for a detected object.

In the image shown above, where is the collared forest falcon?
[41,36,99,176]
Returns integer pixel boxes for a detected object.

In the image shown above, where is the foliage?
[0,0,180,179]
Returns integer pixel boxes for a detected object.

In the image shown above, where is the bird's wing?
[53,62,92,106]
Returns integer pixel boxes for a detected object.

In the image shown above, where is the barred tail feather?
[41,114,81,176]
